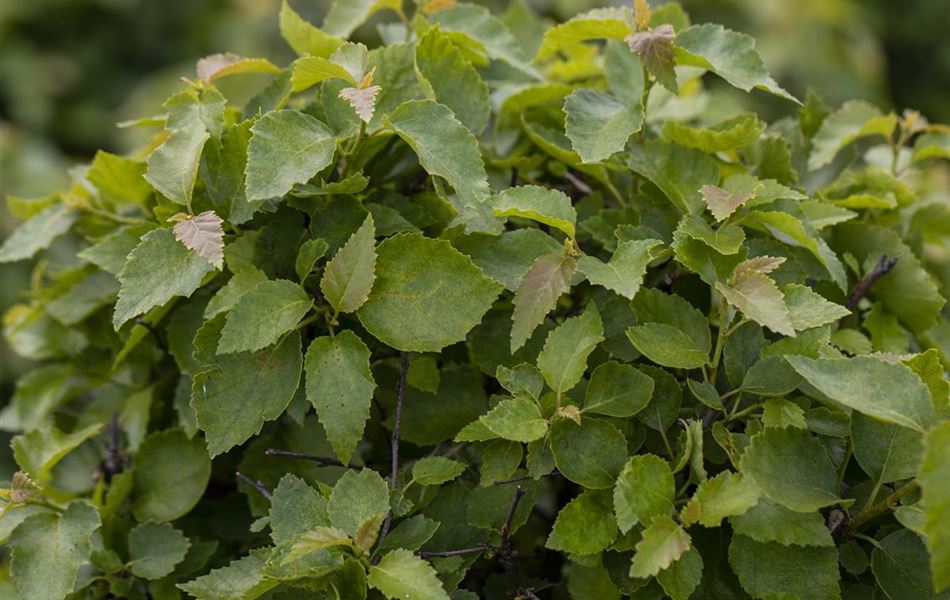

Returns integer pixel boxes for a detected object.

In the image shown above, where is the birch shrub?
[2,0,950,599]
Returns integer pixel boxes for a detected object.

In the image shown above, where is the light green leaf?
[385,100,499,234]
[783,284,850,330]
[716,257,795,336]
[546,490,618,555]
[217,280,311,354]
[322,0,401,39]
[454,229,562,292]
[676,214,745,255]
[195,54,280,83]
[128,522,190,579]
[762,397,807,429]
[729,534,841,600]
[674,24,799,103]
[583,360,654,417]
[358,233,502,352]
[327,469,390,536]
[269,474,329,547]
[290,56,356,91]
[510,253,577,351]
[614,454,675,533]
[245,110,336,201]
[285,526,352,562]
[729,498,833,547]
[536,7,632,60]
[368,549,450,600]
[145,90,225,205]
[415,26,490,134]
[662,115,765,153]
[551,418,627,489]
[479,396,548,443]
[919,421,950,592]
[12,423,103,485]
[0,205,78,263]
[305,331,376,465]
[10,502,100,600]
[564,89,643,163]
[808,100,897,170]
[537,304,604,395]
[786,355,934,432]
[577,239,661,299]
[411,457,467,486]
[627,323,709,369]
[628,140,720,214]
[295,238,329,282]
[431,4,536,77]
[279,0,342,58]
[132,429,211,522]
[740,427,841,512]
[113,228,215,329]
[492,185,576,239]
[630,515,692,578]
[193,332,303,457]
[178,552,278,600]
[679,471,760,527]
[321,214,376,314]
[87,150,151,205]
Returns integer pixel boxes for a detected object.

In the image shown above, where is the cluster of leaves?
[2,0,950,598]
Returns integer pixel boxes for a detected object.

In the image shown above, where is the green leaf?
[674,24,798,103]
[662,115,765,153]
[657,546,704,600]
[551,418,628,489]
[87,150,151,205]
[295,238,329,282]
[171,210,224,270]
[195,54,280,83]
[583,360,654,417]
[563,89,643,163]
[627,323,710,369]
[729,534,841,600]
[740,427,841,512]
[629,288,711,367]
[546,490,618,555]
[145,90,225,205]
[411,457,467,486]
[279,0,342,58]
[676,214,745,255]
[132,429,211,522]
[851,413,923,484]
[12,423,102,485]
[358,233,502,352]
[290,56,356,91]
[327,468,390,536]
[454,229,562,292]
[614,454,675,533]
[716,257,795,336]
[626,24,678,92]
[305,331,376,465]
[537,303,604,395]
[679,471,760,527]
[537,7,632,60]
[430,4,536,77]
[128,522,190,579]
[368,549,450,600]
[385,100,499,234]
[269,474,328,547]
[10,502,100,600]
[113,228,215,329]
[217,280,311,354]
[511,253,577,351]
[577,239,661,299]
[321,214,376,314]
[786,355,934,432]
[193,332,303,456]
[808,100,897,170]
[479,396,548,443]
[492,185,576,239]
[628,140,720,214]
[920,421,950,593]
[375,515,440,555]
[871,529,945,600]
[729,497,834,547]
[783,284,850,330]
[178,552,278,600]
[414,26,490,135]
[0,205,78,263]
[245,110,336,201]
[322,0,401,39]
[630,515,692,578]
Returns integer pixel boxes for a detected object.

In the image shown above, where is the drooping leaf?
[492,185,576,239]
[196,53,280,83]
[279,0,342,58]
[662,115,765,153]
[322,0,402,39]
[0,204,78,263]
[808,100,897,170]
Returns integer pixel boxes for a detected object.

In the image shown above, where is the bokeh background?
[2,0,949,391]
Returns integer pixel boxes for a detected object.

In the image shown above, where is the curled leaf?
[196,53,280,83]
[339,85,382,123]
[625,24,677,92]
[171,210,225,269]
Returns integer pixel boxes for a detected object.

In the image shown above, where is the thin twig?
[564,170,593,196]
[418,544,490,559]
[264,448,351,467]
[373,351,410,563]
[500,486,527,545]
[850,480,918,530]
[492,472,560,486]
[236,472,272,501]
[840,255,899,323]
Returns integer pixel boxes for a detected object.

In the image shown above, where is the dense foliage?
[2,0,950,598]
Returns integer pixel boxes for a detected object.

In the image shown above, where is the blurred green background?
[2,0,949,394]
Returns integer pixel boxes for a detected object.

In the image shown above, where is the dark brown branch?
[236,472,272,501]
[500,485,527,546]
[264,448,354,467]
[840,255,899,323]
[373,351,411,564]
